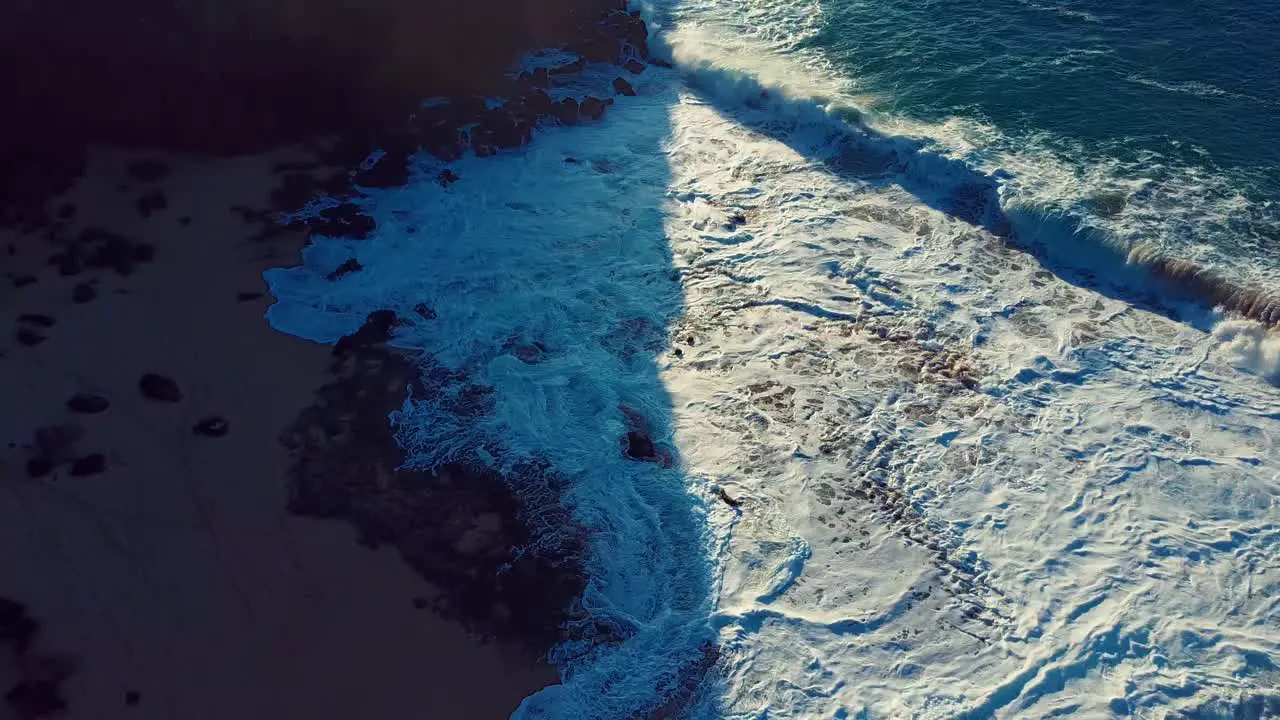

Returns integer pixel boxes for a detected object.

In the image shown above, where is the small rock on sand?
[66,393,110,414]
[16,328,46,346]
[71,282,96,304]
[69,453,106,476]
[18,314,55,328]
[25,457,53,479]
[138,373,182,402]
[135,191,168,218]
[192,416,229,438]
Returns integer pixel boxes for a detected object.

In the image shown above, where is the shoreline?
[0,146,557,719]
[2,4,667,717]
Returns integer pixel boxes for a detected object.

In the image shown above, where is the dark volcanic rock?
[352,150,410,188]
[580,96,608,121]
[517,67,551,89]
[138,373,182,402]
[522,89,554,117]
[66,393,109,414]
[71,282,96,304]
[554,98,580,125]
[623,59,646,74]
[414,303,437,320]
[282,310,589,654]
[438,169,459,187]
[192,416,229,438]
[311,203,375,239]
[332,310,399,358]
[473,107,532,153]
[69,453,106,476]
[717,488,742,508]
[135,190,168,217]
[624,430,659,461]
[125,159,170,183]
[612,76,636,96]
[326,258,363,281]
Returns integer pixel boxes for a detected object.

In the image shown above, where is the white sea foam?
[1213,319,1280,384]
[264,0,1280,716]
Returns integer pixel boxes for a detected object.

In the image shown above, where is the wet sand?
[0,147,552,719]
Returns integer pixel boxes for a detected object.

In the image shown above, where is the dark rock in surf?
[624,430,659,461]
[353,150,410,188]
[138,373,182,402]
[612,77,636,96]
[414,303,437,320]
[438,169,459,186]
[474,107,532,151]
[12,275,37,288]
[517,67,551,89]
[580,96,608,121]
[326,258,363,281]
[623,59,646,74]
[717,488,742,508]
[66,393,109,414]
[332,310,398,358]
[311,203,375,239]
[236,291,263,301]
[554,98,580,125]
[522,89,554,117]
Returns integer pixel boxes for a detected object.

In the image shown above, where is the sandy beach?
[0,146,554,719]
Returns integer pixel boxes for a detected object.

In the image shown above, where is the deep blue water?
[810,0,1280,272]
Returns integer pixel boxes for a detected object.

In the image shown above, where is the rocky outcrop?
[0,0,633,226]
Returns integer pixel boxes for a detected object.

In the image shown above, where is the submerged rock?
[624,430,659,461]
[580,96,608,121]
[554,98,580,125]
[326,258,363,281]
[612,77,636,96]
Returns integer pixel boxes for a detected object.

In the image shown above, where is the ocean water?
[266,0,1280,717]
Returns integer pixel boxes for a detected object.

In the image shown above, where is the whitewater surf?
[267,0,1280,716]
